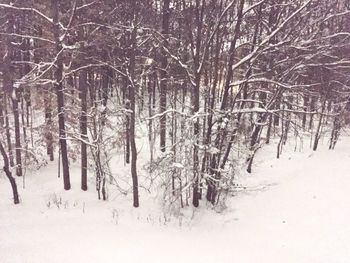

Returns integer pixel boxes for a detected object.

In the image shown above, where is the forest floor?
[1,136,350,263]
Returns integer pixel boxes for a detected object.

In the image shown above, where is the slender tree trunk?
[3,95,14,167]
[44,88,54,161]
[148,73,156,163]
[313,99,326,151]
[0,92,3,127]
[302,95,309,129]
[80,69,88,191]
[129,0,139,207]
[277,104,286,158]
[52,0,70,190]
[309,97,316,131]
[20,95,27,146]
[0,92,5,127]
[159,0,170,152]
[125,102,131,164]
[266,113,273,144]
[124,75,130,164]
[12,88,23,177]
[0,141,19,204]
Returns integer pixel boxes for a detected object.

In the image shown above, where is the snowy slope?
[1,137,350,263]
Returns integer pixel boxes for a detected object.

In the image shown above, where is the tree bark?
[159,0,170,152]
[52,0,71,190]
[129,0,139,207]
[44,87,54,161]
[79,69,88,191]
[12,88,23,177]
[0,141,19,204]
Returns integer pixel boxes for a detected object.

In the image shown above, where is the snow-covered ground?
[1,136,350,263]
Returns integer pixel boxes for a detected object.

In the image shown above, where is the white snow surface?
[1,137,350,263]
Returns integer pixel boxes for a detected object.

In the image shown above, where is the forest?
[1,0,350,262]
[0,0,349,209]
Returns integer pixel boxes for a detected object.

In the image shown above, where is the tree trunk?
[313,99,326,151]
[52,0,70,190]
[44,87,54,161]
[129,0,139,207]
[12,88,23,177]
[0,141,19,204]
[159,0,170,152]
[3,94,14,167]
[0,92,3,127]
[79,69,88,191]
